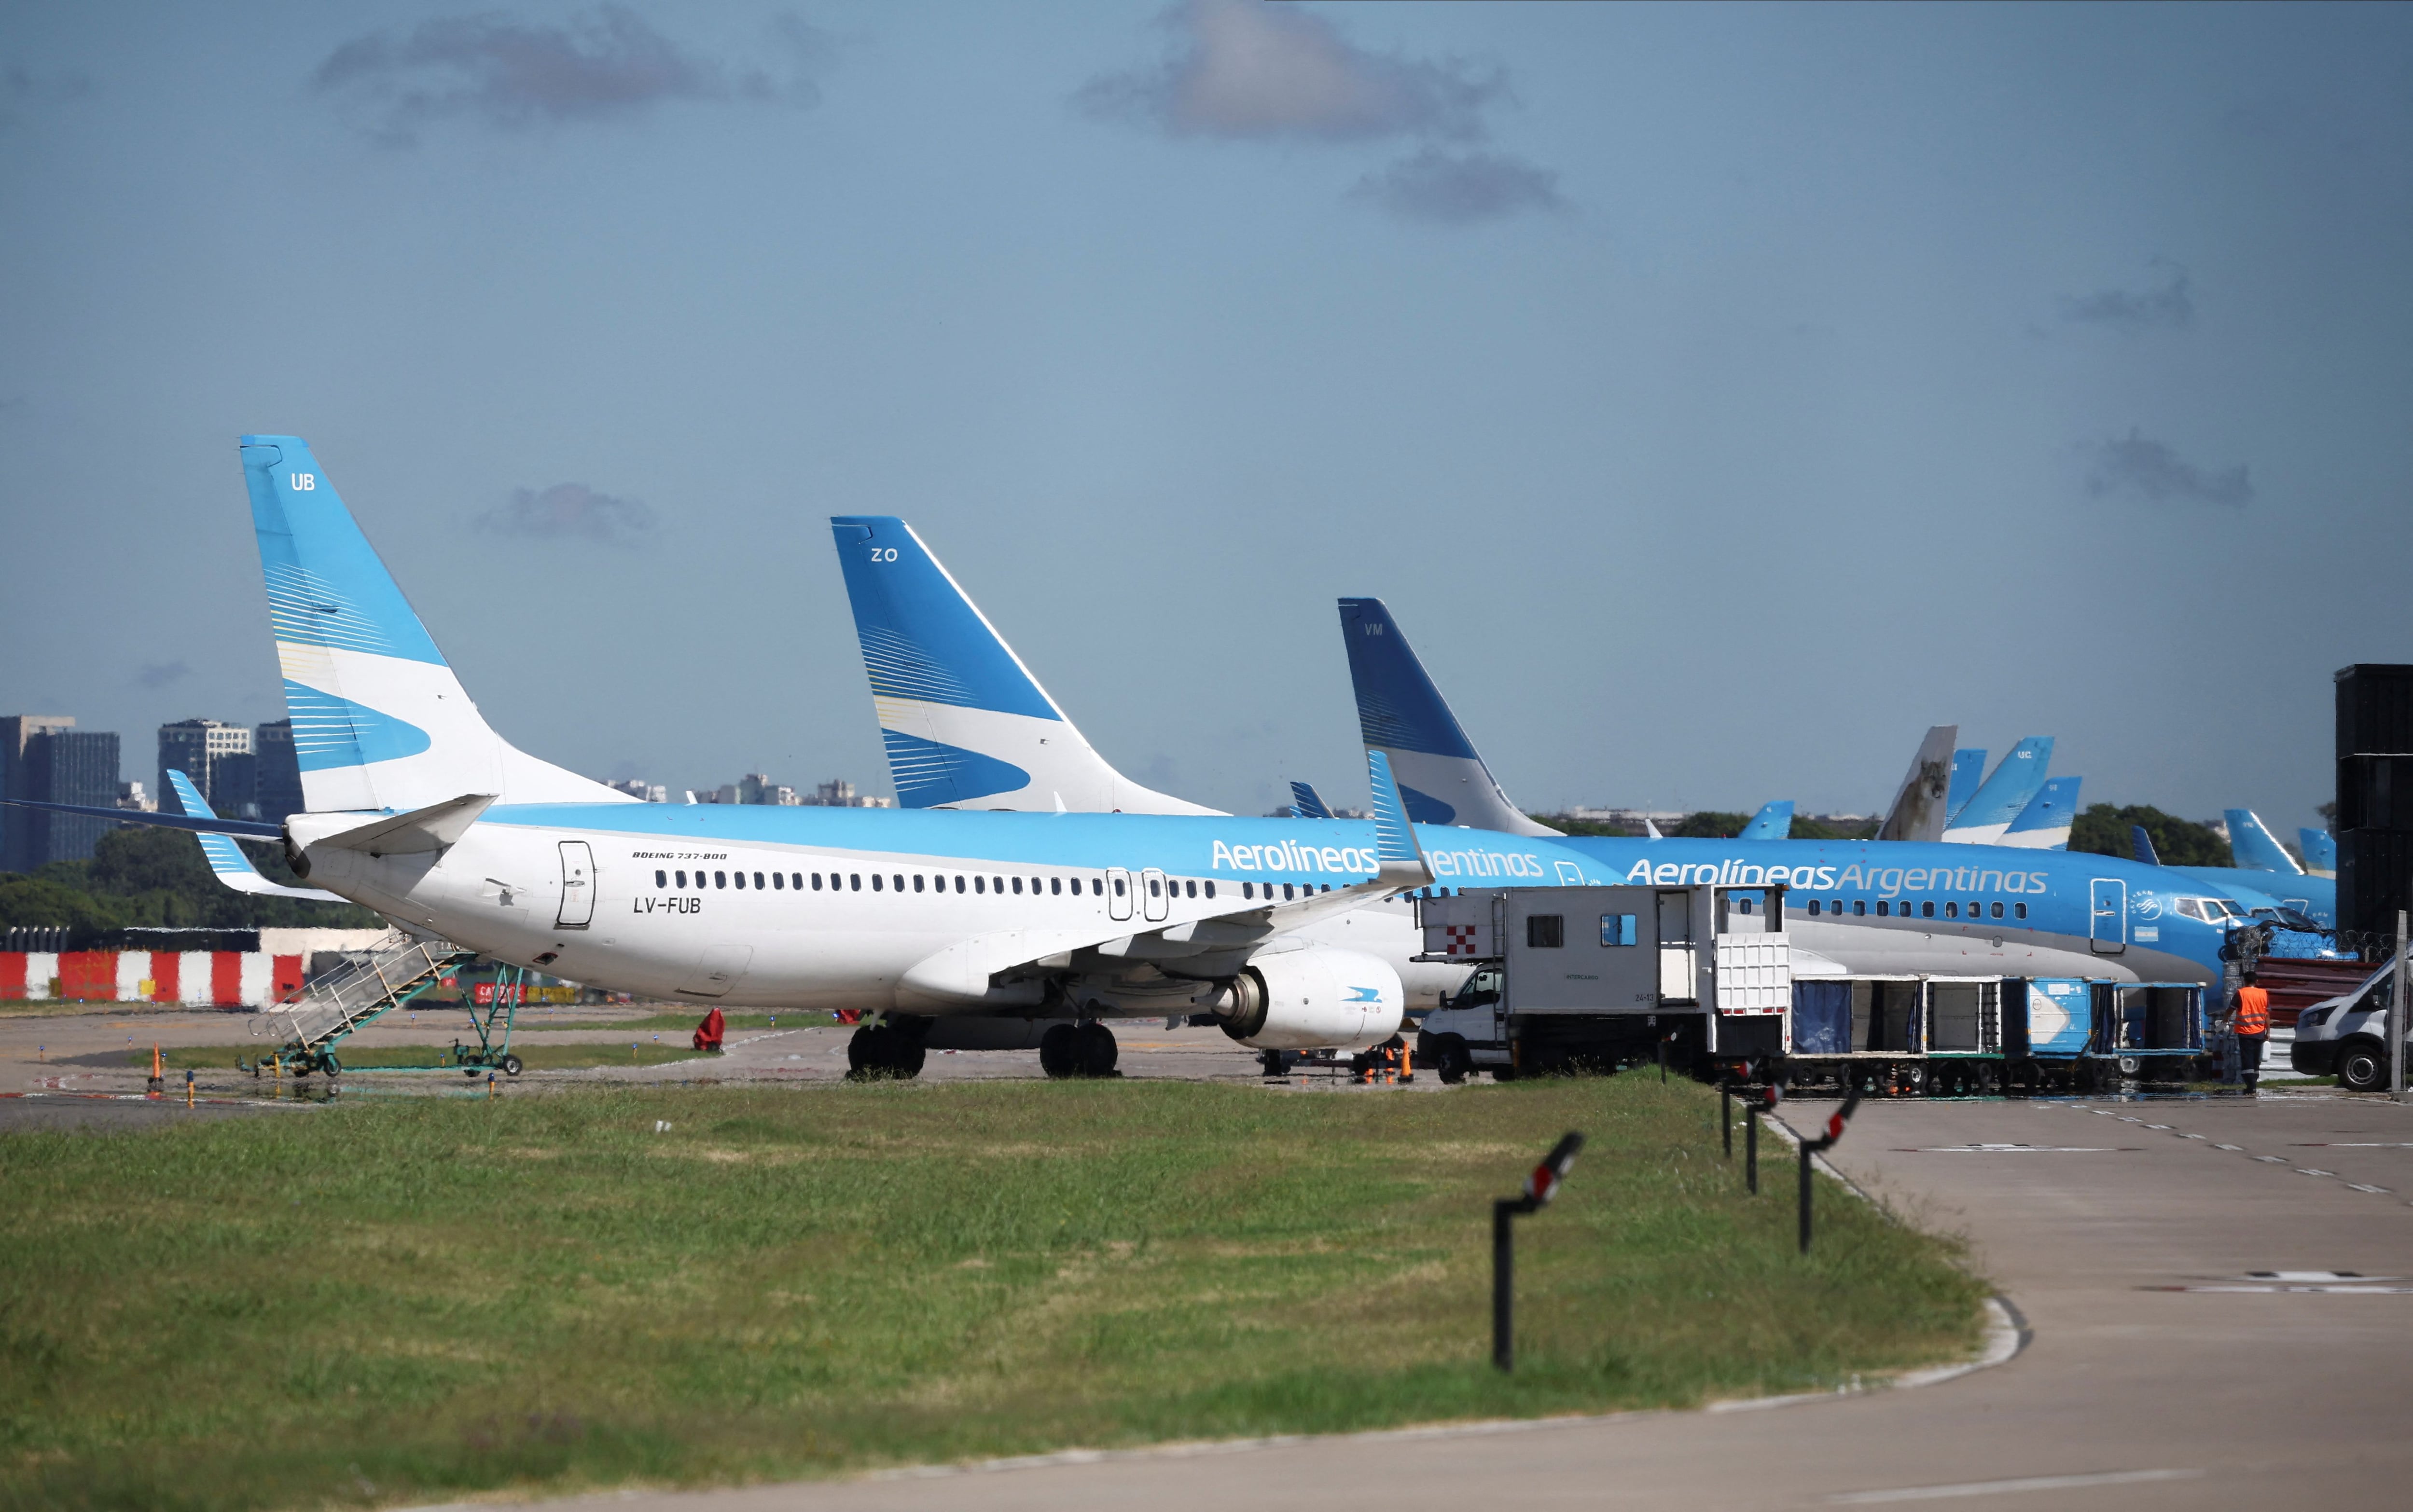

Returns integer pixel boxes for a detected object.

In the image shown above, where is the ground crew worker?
[2233,969,2269,1093]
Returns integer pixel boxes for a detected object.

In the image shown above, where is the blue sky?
[3,2,2408,825]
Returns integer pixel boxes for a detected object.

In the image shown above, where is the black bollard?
[1796,1091,1863,1254]
[1492,1131,1585,1373]
[1746,1100,1759,1194]
[1658,1035,1667,1083]
[1492,1198,1517,1372]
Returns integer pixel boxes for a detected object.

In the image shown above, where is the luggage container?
[2083,981,2209,1089]
[1785,976,2004,1096]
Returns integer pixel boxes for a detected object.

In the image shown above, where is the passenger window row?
[1800,897,2028,921]
[645,867,1234,901]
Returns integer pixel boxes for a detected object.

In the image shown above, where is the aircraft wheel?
[891,1034,926,1079]
[848,1025,890,1074]
[1039,1024,1079,1079]
[1075,1021,1119,1077]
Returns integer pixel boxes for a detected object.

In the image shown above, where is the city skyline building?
[0,715,76,873]
[157,718,254,820]
[17,728,121,866]
[252,719,303,824]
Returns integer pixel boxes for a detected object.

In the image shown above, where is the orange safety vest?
[2234,985,2269,1036]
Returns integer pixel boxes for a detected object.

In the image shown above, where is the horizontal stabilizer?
[164,770,347,902]
[0,795,283,838]
[310,793,495,857]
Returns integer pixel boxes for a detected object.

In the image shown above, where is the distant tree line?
[1530,813,1877,840]
[0,826,381,938]
[2066,804,2233,867]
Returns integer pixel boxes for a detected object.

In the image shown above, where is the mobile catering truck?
[1413,885,2216,1093]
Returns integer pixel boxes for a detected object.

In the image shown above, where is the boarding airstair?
[244,933,478,1079]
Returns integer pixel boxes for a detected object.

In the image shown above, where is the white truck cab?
[2289,954,2406,1092]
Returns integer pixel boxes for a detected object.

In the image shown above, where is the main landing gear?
[847,1022,927,1079]
[1039,1021,1119,1079]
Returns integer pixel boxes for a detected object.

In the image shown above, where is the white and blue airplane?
[1329,597,2286,990]
[12,438,1534,1078]
[817,529,2254,996]
[1992,777,2081,851]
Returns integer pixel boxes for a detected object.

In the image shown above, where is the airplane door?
[1141,867,1170,923]
[1107,866,1133,921]
[555,841,595,929]
[2090,879,2125,954]
[1554,860,1586,886]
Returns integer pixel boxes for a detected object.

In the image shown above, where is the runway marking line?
[1825,1467,2201,1503]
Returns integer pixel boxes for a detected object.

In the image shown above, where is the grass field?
[0,1076,1987,1512]
[150,1043,716,1073]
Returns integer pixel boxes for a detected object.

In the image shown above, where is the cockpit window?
[2175,898,2206,921]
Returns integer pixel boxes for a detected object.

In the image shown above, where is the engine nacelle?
[1216,947,1404,1052]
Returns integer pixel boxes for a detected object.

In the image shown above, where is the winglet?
[166,769,348,902]
[1290,781,1333,820]
[1645,818,1664,841]
[2130,824,2161,867]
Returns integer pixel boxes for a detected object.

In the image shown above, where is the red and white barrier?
[0,950,304,1008]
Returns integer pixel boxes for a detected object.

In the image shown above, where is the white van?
[2289,956,2407,1092]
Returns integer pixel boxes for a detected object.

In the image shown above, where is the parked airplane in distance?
[1941,739,2054,845]
[1993,777,2081,852]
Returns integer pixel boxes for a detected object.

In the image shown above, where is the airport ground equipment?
[1415,883,1790,1081]
[2289,949,2413,1091]
[1785,974,2207,1096]
[1493,1132,1584,1373]
[239,935,484,1079]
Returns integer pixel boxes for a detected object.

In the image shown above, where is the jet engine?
[1214,947,1404,1051]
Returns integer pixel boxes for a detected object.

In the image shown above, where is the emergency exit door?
[556,841,595,929]
[1141,867,1170,922]
[1106,867,1133,921]
[2089,878,2125,954]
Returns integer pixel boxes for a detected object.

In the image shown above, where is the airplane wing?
[1875,725,1956,843]
[164,770,350,902]
[1289,781,1333,819]
[899,751,1435,1006]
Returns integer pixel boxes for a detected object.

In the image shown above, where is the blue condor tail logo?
[1209,837,1550,880]
[1621,857,2053,896]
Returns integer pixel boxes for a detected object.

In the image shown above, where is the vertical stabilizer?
[1875,725,1957,843]
[1738,800,1794,840]
[1289,781,1334,819]
[239,437,631,814]
[1335,598,1557,837]
[1941,738,2053,845]
[1943,748,1988,825]
[829,517,1217,814]
[2300,827,2337,878]
[2131,825,2160,866]
[2225,809,2305,875]
[1997,776,2080,851]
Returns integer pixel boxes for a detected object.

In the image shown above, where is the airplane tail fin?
[1941,738,2053,844]
[2299,827,2337,878]
[2131,824,2161,866]
[1875,725,1957,843]
[240,436,628,814]
[1336,598,1557,837]
[1943,748,1988,825]
[1289,781,1333,820]
[1739,800,1794,840]
[2224,808,2304,875]
[1997,776,2080,850]
[827,516,1217,815]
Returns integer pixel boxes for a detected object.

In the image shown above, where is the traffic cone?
[147,1043,164,1097]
